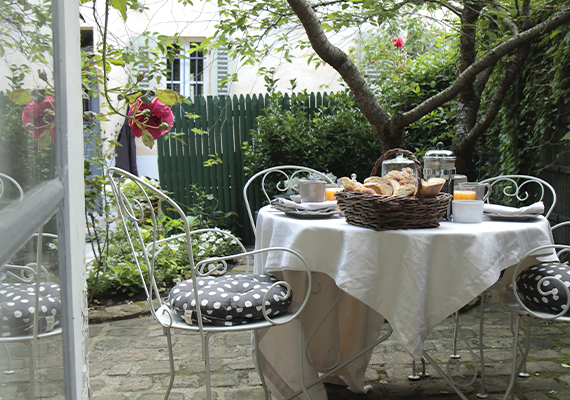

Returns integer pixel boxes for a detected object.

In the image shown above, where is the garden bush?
[87,177,242,304]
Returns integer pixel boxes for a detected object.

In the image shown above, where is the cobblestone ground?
[2,282,570,399]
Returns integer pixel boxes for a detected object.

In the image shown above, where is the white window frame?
[165,40,207,97]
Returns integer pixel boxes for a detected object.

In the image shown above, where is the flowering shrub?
[128,97,174,149]
[393,36,404,49]
[21,95,56,147]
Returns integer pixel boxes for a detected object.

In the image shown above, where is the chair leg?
[164,327,174,400]
[503,315,531,400]
[518,318,531,377]
[296,318,312,400]
[2,343,14,374]
[509,313,530,377]
[23,340,35,398]
[477,291,488,399]
[204,332,213,400]
[253,330,271,400]
[451,311,461,359]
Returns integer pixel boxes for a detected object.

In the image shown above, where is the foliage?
[0,0,52,64]
[351,16,459,159]
[480,2,570,178]
[243,82,381,180]
[86,177,242,302]
[182,184,241,233]
[244,19,459,180]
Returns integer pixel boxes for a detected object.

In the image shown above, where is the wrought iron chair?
[480,175,557,218]
[243,165,335,234]
[430,175,557,397]
[107,167,313,400]
[1,173,61,398]
[500,230,570,399]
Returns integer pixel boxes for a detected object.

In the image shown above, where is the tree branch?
[400,5,570,126]
[286,0,392,138]
[457,43,531,154]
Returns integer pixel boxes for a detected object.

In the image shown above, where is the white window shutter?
[210,47,232,96]
[130,35,160,89]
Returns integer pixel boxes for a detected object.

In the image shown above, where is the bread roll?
[420,178,446,197]
[363,177,394,195]
[384,169,417,186]
[355,185,377,195]
[340,177,362,192]
[389,179,400,195]
[395,184,417,197]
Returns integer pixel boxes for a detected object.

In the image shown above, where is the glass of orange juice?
[453,189,476,200]
[325,185,343,201]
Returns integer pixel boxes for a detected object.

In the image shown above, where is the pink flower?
[128,97,175,140]
[393,36,404,49]
[21,95,56,139]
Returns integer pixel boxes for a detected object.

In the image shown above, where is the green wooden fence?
[157,92,330,245]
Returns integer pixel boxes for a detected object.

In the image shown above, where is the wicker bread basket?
[336,149,452,231]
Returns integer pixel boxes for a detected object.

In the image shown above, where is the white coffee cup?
[297,180,326,203]
[452,200,484,223]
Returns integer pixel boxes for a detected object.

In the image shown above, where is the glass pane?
[0,0,65,397]
[197,59,203,81]
[172,58,180,81]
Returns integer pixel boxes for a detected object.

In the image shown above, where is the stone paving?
[2,282,570,399]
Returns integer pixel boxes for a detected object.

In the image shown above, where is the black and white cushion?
[167,274,292,326]
[516,262,570,315]
[0,282,62,338]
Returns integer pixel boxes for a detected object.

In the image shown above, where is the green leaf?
[141,129,155,149]
[110,0,127,20]
[38,130,53,149]
[96,113,110,122]
[107,58,125,66]
[9,89,32,105]
[126,91,142,105]
[156,89,180,106]
[191,128,207,135]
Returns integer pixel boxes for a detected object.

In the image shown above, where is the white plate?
[484,213,541,222]
[282,209,341,219]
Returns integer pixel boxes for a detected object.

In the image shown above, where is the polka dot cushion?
[516,262,570,315]
[167,274,292,326]
[0,282,62,338]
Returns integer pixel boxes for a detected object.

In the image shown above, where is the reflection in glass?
[0,0,65,397]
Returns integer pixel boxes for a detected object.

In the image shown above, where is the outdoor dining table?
[252,205,555,400]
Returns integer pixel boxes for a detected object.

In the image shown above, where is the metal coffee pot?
[423,142,456,193]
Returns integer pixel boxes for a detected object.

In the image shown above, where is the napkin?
[271,198,337,212]
[483,201,544,215]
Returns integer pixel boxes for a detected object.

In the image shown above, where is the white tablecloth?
[254,206,554,398]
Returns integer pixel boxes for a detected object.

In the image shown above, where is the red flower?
[21,95,56,139]
[393,36,404,49]
[128,97,174,140]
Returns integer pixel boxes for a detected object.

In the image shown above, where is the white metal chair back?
[0,230,60,399]
[243,165,334,234]
[107,167,314,400]
[0,172,24,208]
[480,175,556,218]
